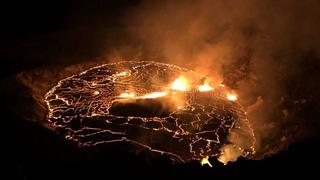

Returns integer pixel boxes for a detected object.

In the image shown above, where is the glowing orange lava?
[119,92,136,98]
[171,76,189,91]
[200,156,212,167]
[93,91,100,95]
[45,61,255,166]
[198,83,214,92]
[115,71,128,76]
[141,92,167,99]
[227,94,238,101]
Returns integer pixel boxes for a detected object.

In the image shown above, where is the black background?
[2,1,320,179]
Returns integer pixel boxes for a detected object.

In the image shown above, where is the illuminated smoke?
[124,0,320,158]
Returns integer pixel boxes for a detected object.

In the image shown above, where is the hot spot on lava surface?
[44,61,255,164]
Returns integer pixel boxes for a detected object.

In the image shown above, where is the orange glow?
[116,71,128,76]
[200,156,212,167]
[141,92,167,99]
[171,76,189,91]
[93,91,100,95]
[119,92,136,98]
[198,81,214,92]
[227,94,238,101]
[218,144,243,165]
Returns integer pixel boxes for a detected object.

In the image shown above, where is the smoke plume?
[122,0,320,158]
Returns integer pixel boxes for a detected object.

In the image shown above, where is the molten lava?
[44,61,255,165]
[115,71,128,76]
[93,91,100,95]
[227,94,238,101]
[200,156,213,167]
[119,92,136,98]
[198,80,214,92]
[141,92,167,99]
[171,76,189,91]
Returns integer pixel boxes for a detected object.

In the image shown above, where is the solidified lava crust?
[45,61,255,162]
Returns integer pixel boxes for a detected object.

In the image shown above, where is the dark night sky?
[1,0,320,179]
[1,1,140,76]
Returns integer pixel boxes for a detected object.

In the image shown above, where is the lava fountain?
[44,61,255,165]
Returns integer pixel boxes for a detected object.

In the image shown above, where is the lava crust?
[45,61,255,163]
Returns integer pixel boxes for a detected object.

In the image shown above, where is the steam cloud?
[122,0,320,158]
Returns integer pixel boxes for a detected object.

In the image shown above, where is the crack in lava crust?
[45,61,255,163]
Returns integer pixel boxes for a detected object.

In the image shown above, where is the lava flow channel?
[44,61,255,164]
